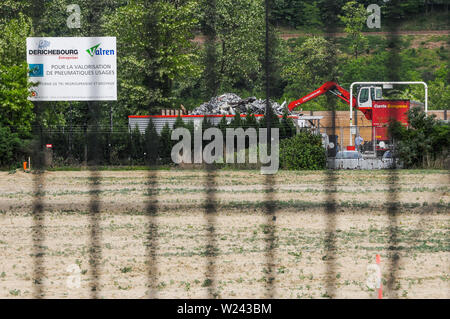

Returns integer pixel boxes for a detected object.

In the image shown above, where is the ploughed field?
[0,170,448,298]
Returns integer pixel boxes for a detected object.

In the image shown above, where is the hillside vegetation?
[0,1,448,167]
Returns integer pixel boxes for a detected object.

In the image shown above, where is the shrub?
[130,125,145,164]
[279,131,326,170]
[144,119,159,165]
[390,107,449,168]
[158,123,173,164]
[0,124,23,167]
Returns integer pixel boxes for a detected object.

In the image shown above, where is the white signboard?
[26,37,117,101]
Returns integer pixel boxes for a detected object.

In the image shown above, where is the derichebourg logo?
[86,43,115,57]
[38,40,50,49]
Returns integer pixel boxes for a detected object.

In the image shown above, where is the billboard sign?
[26,37,117,101]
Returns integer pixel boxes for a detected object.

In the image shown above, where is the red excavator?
[288,81,423,153]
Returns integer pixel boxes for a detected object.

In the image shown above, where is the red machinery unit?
[288,81,418,152]
[371,100,410,141]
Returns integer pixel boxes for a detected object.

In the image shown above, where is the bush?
[390,107,450,168]
[279,131,326,170]
[159,123,173,164]
[144,119,159,165]
[0,124,25,168]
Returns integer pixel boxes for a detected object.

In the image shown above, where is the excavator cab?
[357,86,383,108]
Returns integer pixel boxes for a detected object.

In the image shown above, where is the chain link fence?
[0,0,446,300]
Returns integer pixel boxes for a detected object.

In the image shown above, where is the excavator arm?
[288,81,372,120]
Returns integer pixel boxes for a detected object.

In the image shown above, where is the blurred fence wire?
[24,0,414,299]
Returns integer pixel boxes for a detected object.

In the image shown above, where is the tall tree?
[214,0,265,92]
[103,0,201,115]
[339,1,368,59]
[202,0,219,98]
[0,14,34,138]
[281,36,339,107]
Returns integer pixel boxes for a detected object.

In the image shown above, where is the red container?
[347,146,356,151]
[371,100,410,141]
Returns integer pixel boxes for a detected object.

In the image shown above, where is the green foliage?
[0,0,448,168]
[130,125,144,164]
[339,1,368,59]
[398,80,450,111]
[0,13,33,66]
[280,110,296,139]
[300,1,323,30]
[261,104,280,130]
[390,108,449,168]
[270,0,447,30]
[0,13,34,140]
[244,113,259,130]
[281,36,339,104]
[230,112,243,128]
[37,124,169,167]
[271,0,303,28]
[173,115,185,129]
[109,126,132,166]
[0,63,35,138]
[184,120,195,138]
[280,131,326,170]
[382,0,425,20]
[0,123,23,167]
[0,0,32,21]
[213,0,265,92]
[218,115,228,135]
[202,115,213,130]
[159,123,173,163]
[103,0,201,113]
[145,119,159,164]
[338,45,449,110]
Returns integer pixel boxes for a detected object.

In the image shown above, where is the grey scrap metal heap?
[190,93,287,116]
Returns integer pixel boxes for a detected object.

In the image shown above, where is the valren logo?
[86,43,115,57]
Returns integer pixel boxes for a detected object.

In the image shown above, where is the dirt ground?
[0,169,448,299]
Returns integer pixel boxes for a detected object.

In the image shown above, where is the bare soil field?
[0,169,448,299]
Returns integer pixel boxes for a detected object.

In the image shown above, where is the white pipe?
[350,85,354,146]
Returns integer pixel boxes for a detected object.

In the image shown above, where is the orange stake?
[376,254,383,299]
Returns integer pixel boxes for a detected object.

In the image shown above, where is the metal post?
[373,126,376,155]
[69,102,73,153]
[110,104,113,132]
[109,104,113,164]
[350,86,353,146]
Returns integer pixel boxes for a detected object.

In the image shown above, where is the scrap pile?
[191,93,287,115]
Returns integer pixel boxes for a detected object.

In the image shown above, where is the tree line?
[0,0,448,168]
[8,111,296,167]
